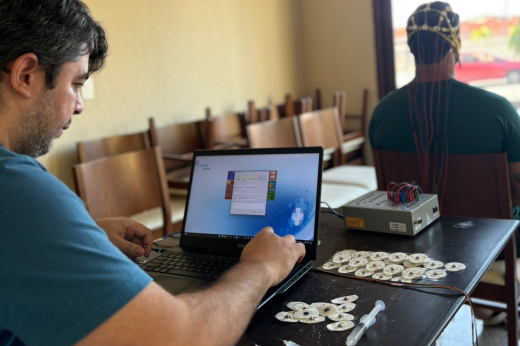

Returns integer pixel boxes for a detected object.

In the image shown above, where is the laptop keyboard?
[141,251,239,280]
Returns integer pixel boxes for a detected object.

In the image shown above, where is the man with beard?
[0,1,305,345]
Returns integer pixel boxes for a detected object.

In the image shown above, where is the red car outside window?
[455,52,520,84]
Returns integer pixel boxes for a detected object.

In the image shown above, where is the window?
[390,0,520,111]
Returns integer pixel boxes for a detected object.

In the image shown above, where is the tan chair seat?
[130,197,186,231]
[323,147,336,162]
[166,166,191,189]
[322,165,377,191]
[340,136,365,154]
[169,188,188,196]
[321,183,370,209]
[480,259,520,286]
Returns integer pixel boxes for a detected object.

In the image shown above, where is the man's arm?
[509,162,520,207]
[76,227,306,346]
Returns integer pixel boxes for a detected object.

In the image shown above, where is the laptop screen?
[182,149,321,246]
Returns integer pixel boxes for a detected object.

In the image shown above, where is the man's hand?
[240,227,306,287]
[95,217,153,259]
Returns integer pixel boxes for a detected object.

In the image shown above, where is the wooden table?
[240,212,519,346]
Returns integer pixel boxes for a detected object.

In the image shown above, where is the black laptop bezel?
[179,147,323,260]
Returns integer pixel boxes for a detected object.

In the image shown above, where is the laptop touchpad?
[153,275,210,295]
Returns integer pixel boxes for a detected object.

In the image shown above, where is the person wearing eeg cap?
[371,1,520,202]
[370,1,520,325]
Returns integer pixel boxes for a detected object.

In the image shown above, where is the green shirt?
[369,79,520,162]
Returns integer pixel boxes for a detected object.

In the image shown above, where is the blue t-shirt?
[0,145,152,346]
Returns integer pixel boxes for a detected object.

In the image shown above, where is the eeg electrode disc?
[328,313,355,322]
[383,264,404,276]
[409,253,429,264]
[275,311,299,322]
[293,309,319,319]
[425,269,447,280]
[331,295,359,304]
[370,252,389,260]
[445,262,466,272]
[372,272,392,280]
[336,303,356,312]
[327,321,355,331]
[353,251,370,258]
[323,262,341,270]
[423,260,444,270]
[338,265,358,274]
[354,269,375,277]
[287,302,311,311]
[402,267,425,280]
[366,260,386,271]
[317,304,338,316]
[389,252,409,263]
[333,254,352,264]
[348,258,368,267]
[299,316,326,324]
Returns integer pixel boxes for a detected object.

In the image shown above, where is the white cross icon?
[292,207,304,226]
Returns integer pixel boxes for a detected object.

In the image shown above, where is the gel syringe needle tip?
[346,300,386,346]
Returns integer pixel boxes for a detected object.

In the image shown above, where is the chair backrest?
[373,149,513,219]
[247,101,259,124]
[266,104,280,121]
[149,118,205,170]
[278,94,295,118]
[333,91,347,132]
[77,131,151,163]
[73,147,171,233]
[279,94,314,118]
[315,88,322,110]
[294,97,313,115]
[335,89,369,134]
[246,117,302,148]
[298,108,344,151]
[206,112,247,149]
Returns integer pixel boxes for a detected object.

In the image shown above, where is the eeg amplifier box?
[341,191,440,236]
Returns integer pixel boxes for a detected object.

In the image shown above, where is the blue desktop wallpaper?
[184,153,320,240]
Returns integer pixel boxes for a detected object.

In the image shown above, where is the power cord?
[321,201,344,219]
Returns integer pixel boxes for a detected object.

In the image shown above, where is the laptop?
[140,147,323,308]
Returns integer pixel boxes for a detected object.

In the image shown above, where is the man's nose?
[74,93,84,115]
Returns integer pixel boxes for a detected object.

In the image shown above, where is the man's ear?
[8,53,42,99]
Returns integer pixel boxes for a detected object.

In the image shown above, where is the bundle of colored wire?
[387,182,423,204]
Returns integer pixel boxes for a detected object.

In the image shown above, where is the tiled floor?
[438,305,510,345]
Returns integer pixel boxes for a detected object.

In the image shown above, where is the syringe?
[346,300,386,346]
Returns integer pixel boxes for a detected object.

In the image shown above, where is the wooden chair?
[373,149,518,345]
[333,89,369,165]
[149,118,206,191]
[277,94,296,118]
[265,104,280,121]
[276,94,313,118]
[205,111,248,149]
[246,117,371,207]
[298,108,343,166]
[247,101,259,124]
[294,97,313,116]
[246,117,302,148]
[315,89,322,110]
[297,108,377,191]
[77,131,151,163]
[247,101,279,123]
[333,89,369,135]
[73,147,185,239]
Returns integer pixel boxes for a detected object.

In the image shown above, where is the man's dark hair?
[406,2,460,65]
[0,0,108,88]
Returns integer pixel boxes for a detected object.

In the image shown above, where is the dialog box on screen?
[228,170,269,216]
